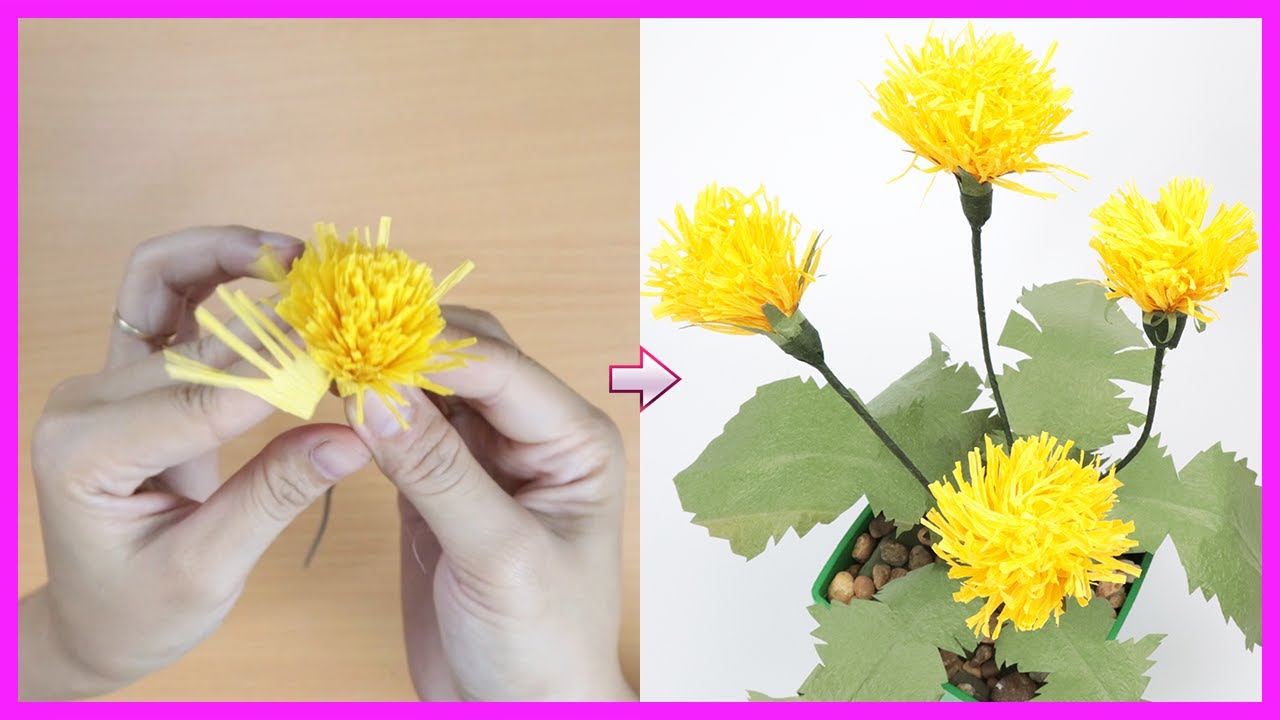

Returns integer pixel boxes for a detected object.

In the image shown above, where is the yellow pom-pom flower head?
[646,184,822,335]
[923,433,1141,639]
[1090,178,1259,327]
[872,23,1085,198]
[166,217,477,427]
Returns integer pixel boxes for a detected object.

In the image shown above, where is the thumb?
[347,389,537,565]
[181,424,371,578]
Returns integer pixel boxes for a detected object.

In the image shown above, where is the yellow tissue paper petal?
[871,23,1085,197]
[169,217,479,429]
[163,286,331,420]
[645,184,824,335]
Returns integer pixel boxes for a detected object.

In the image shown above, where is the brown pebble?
[828,571,855,604]
[1108,587,1127,610]
[939,649,962,677]
[971,644,994,665]
[986,676,999,691]
[980,660,999,679]
[851,575,875,600]
[872,563,891,590]
[852,533,875,563]
[1027,672,1049,684]
[991,672,1037,702]
[961,661,984,679]
[869,515,896,539]
[890,567,908,581]
[916,526,933,546]
[908,544,934,570]
[847,563,862,577]
[1095,581,1122,599]
[951,671,989,701]
[880,541,908,567]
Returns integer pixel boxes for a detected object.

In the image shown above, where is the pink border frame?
[7,3,1272,709]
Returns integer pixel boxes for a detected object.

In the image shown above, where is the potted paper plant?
[645,24,1261,702]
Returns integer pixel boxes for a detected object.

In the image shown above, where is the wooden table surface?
[18,19,639,700]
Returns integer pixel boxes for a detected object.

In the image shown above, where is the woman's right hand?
[346,308,634,701]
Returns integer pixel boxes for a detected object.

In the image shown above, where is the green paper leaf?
[997,280,1155,450]
[996,600,1163,701]
[757,567,975,701]
[1114,440,1261,649]
[867,564,982,656]
[674,335,997,559]
[797,602,946,701]
[746,691,803,701]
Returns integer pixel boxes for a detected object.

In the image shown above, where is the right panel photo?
[639,19,1261,702]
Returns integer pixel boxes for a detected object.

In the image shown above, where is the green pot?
[810,505,1155,702]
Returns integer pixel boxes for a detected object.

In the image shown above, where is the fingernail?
[311,440,370,481]
[363,390,409,438]
[258,231,303,248]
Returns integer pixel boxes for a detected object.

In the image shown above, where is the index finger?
[108,225,302,369]
[424,314,600,445]
[56,382,273,497]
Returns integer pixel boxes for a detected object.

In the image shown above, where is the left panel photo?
[18,19,638,701]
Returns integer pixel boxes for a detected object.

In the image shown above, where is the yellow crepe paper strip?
[871,23,1085,198]
[645,184,823,335]
[164,288,331,420]
[923,433,1141,639]
[1090,178,1259,324]
[165,217,478,427]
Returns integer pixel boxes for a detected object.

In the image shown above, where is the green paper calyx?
[1142,311,1188,350]
[762,304,824,366]
[955,169,993,230]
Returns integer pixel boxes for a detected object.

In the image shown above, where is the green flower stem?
[761,304,932,492]
[303,487,333,568]
[813,361,932,492]
[958,173,1014,447]
[1112,345,1165,473]
[970,223,1014,447]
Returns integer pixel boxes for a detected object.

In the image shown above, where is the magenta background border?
[5,3,1271,710]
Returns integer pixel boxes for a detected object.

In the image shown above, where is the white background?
[639,19,1262,701]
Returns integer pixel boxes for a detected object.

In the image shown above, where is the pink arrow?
[609,346,681,411]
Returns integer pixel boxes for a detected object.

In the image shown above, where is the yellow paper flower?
[1090,178,1259,324]
[645,184,822,335]
[923,433,1140,639]
[871,23,1085,197]
[166,217,477,426]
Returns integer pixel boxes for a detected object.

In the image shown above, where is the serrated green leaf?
[872,564,981,656]
[996,600,1163,701]
[674,335,997,558]
[996,280,1154,450]
[1114,440,1261,649]
[788,567,973,701]
[1113,437,1191,552]
[746,691,802,701]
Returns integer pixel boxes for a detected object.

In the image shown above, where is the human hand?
[347,308,633,701]
[19,227,372,700]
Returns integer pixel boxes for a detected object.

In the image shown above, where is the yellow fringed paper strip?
[1089,178,1259,324]
[165,217,478,426]
[871,23,1086,198]
[644,184,823,335]
[924,433,1141,639]
[164,287,331,419]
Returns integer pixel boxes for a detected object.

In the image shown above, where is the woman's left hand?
[19,226,372,700]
